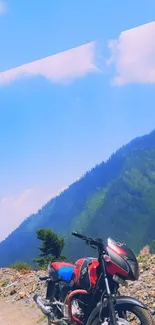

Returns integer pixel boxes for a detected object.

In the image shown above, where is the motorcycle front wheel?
[90,305,154,325]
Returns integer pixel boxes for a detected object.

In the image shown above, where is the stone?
[10,289,17,296]
[19,292,26,299]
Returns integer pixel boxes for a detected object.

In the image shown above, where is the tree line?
[11,228,155,271]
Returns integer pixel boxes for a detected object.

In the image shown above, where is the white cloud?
[0,42,99,86]
[0,187,54,241]
[0,1,7,14]
[107,21,155,85]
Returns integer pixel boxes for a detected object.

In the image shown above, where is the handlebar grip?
[72,231,84,239]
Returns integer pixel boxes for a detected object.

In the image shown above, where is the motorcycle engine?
[72,300,83,317]
[63,299,83,319]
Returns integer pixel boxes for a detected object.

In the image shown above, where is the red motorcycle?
[34,232,155,325]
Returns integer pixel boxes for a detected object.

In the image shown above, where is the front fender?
[115,295,148,310]
[115,296,155,316]
[86,296,148,325]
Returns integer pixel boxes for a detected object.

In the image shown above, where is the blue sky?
[0,0,155,240]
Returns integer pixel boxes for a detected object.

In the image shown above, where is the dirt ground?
[0,298,46,325]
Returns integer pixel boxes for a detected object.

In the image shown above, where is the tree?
[34,228,66,269]
[150,240,155,254]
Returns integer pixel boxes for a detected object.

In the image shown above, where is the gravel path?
[0,297,46,325]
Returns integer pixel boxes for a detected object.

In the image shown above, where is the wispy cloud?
[0,1,7,14]
[0,187,54,241]
[0,42,99,86]
[107,21,155,85]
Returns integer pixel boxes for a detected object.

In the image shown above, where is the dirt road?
[0,298,46,325]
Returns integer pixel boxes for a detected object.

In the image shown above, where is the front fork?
[100,256,118,325]
[101,281,118,325]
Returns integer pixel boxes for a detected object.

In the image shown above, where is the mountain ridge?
[1,130,155,266]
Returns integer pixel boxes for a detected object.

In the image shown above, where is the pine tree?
[34,228,66,269]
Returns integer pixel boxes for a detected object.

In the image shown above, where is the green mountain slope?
[1,130,155,266]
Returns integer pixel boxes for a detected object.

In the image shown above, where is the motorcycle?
[34,231,155,325]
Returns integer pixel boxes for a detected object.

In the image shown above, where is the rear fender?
[86,296,148,325]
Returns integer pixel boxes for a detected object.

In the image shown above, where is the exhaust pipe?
[33,294,66,324]
[33,294,53,317]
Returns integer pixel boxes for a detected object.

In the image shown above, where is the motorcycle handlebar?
[72,231,104,250]
[72,231,87,240]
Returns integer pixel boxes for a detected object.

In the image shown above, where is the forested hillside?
[1,130,155,266]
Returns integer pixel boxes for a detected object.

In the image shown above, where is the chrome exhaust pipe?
[33,294,53,317]
[33,294,67,324]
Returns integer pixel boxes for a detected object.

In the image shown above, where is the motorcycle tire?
[90,305,155,325]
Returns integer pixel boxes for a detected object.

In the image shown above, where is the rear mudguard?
[86,296,148,325]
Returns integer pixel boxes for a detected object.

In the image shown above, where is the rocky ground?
[120,246,155,310]
[0,268,47,324]
[0,247,155,324]
[0,297,45,325]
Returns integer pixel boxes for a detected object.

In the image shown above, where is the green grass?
[37,315,47,323]
[10,261,32,271]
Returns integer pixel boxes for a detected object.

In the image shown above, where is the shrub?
[150,240,155,254]
[10,261,32,271]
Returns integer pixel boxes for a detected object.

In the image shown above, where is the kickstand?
[47,317,51,325]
